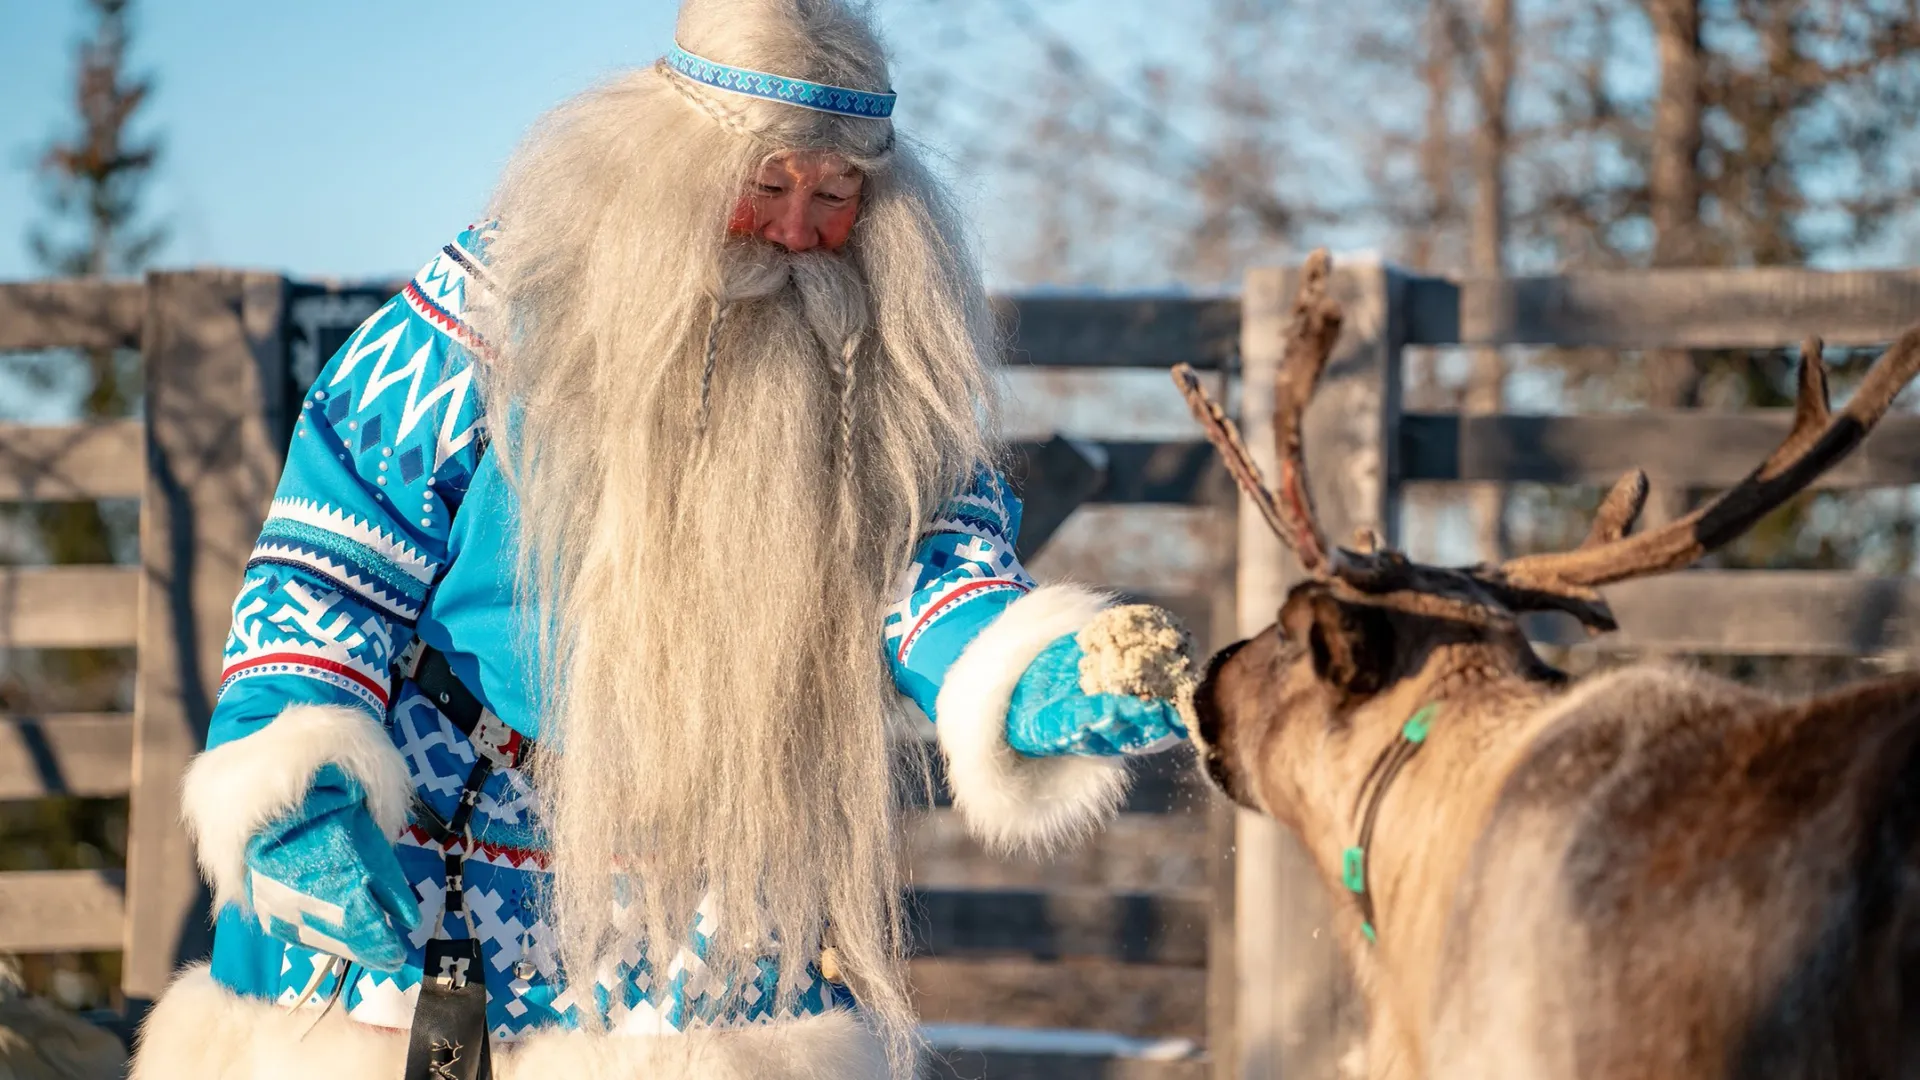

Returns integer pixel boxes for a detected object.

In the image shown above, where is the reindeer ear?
[1279,585,1396,699]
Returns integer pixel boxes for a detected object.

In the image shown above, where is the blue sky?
[0,0,1102,283]
[0,1,690,280]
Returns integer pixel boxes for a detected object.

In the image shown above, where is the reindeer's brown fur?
[1195,590,1920,1079]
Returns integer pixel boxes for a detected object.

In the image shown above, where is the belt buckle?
[470,710,524,770]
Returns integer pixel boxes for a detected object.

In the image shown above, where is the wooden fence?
[0,273,290,1025]
[9,260,1920,1078]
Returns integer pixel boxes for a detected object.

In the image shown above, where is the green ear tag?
[1342,847,1365,893]
[1362,921,1377,944]
[1402,703,1438,744]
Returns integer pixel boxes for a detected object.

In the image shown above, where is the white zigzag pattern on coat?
[265,497,436,583]
[248,539,423,620]
[414,249,473,318]
[327,300,484,470]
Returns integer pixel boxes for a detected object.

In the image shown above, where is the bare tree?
[1410,1,1460,275]
[1640,0,1707,528]
[1461,0,1516,557]
[29,0,165,284]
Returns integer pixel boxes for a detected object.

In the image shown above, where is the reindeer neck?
[1317,662,1562,1056]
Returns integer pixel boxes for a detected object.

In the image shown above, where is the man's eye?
[755,183,785,196]
[816,192,850,206]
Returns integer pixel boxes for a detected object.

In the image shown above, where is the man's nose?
[761,197,820,253]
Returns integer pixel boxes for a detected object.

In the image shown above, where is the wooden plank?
[906,743,1211,816]
[1520,570,1920,655]
[908,887,1208,966]
[278,290,1239,373]
[998,295,1240,370]
[1400,412,1920,488]
[923,1025,1203,1080]
[1405,269,1920,349]
[1011,436,1108,561]
[1028,506,1228,598]
[0,713,134,798]
[1232,267,1294,1080]
[1198,490,1244,1080]
[1231,261,1394,1080]
[925,1054,1205,1080]
[905,809,1209,893]
[125,272,286,1009]
[0,869,126,952]
[1085,442,1223,505]
[925,1053,1205,1080]
[1012,440,1225,508]
[1002,369,1240,444]
[910,957,1207,1039]
[0,279,145,352]
[0,420,145,501]
[1206,798,1238,1080]
[1205,560,1241,1080]
[0,566,140,648]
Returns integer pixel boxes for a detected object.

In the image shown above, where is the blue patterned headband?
[663,43,896,119]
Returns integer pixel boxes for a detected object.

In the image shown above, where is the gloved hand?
[1006,604,1195,757]
[242,763,422,971]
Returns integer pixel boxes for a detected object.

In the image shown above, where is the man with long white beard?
[128,1,1195,1077]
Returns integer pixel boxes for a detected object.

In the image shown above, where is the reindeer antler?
[1491,328,1920,602]
[1175,260,1920,641]
[1173,249,1342,576]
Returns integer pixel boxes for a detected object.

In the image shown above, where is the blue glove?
[242,764,421,972]
[1007,634,1188,757]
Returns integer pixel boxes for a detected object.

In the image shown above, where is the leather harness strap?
[1341,703,1438,945]
[391,639,529,1080]
[392,640,532,770]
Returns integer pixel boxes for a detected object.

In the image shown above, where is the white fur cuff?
[933,582,1131,854]
[180,703,412,912]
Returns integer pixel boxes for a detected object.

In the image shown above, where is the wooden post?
[1202,363,1241,1080]
[125,271,288,1015]
[1232,257,1404,1079]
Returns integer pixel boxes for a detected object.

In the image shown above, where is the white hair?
[465,1,1001,1072]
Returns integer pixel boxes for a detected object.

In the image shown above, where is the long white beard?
[524,241,935,1028]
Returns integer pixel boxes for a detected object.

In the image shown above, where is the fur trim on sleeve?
[179,703,411,912]
[932,583,1130,854]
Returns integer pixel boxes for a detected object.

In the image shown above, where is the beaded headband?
[663,43,896,119]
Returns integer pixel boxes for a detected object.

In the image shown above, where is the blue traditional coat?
[133,227,1136,1077]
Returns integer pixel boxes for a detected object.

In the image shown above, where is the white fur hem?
[180,703,412,912]
[129,964,892,1080]
[933,582,1130,854]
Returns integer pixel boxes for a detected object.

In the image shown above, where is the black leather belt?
[391,640,531,770]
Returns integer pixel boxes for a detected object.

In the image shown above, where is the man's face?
[728,150,865,253]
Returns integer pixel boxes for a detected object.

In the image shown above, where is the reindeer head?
[1176,250,1920,825]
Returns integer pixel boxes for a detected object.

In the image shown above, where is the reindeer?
[1172,251,1920,1080]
